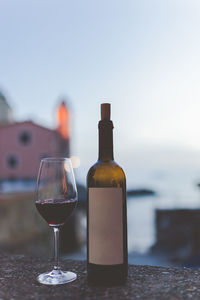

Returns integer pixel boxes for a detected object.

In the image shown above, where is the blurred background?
[1,0,200,267]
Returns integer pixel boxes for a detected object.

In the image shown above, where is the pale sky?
[1,0,200,184]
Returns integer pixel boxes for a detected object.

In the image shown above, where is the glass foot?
[37,269,77,285]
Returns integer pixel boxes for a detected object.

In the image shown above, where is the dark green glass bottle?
[87,103,128,285]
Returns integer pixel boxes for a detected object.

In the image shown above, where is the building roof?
[0,120,55,133]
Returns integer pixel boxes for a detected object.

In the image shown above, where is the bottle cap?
[101,103,110,120]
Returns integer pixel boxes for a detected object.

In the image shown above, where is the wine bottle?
[87,103,128,285]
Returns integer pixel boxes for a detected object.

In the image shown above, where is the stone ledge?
[0,254,200,299]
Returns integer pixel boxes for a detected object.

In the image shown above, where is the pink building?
[0,96,70,181]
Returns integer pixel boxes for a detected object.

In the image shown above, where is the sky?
[1,0,200,185]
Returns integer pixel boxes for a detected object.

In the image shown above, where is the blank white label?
[89,187,123,265]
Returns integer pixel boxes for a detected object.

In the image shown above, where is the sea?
[68,165,200,265]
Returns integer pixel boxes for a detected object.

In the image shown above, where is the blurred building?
[0,92,70,181]
[0,91,13,125]
[0,92,84,254]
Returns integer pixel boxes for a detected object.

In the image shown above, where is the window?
[19,131,31,145]
[7,155,18,169]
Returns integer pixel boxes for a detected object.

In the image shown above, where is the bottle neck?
[98,120,114,161]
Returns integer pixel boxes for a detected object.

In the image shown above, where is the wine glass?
[35,157,78,285]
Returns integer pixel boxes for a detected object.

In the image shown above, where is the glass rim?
[41,157,71,162]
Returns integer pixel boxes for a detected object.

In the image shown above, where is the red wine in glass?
[36,199,77,226]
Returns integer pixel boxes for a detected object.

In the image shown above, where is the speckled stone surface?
[1,255,200,299]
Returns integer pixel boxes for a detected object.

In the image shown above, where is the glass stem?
[53,227,60,270]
